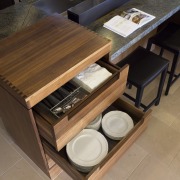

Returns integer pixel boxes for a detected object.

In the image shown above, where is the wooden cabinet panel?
[0,86,49,176]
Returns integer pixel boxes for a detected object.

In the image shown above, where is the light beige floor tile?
[102,143,148,180]
[0,159,43,180]
[55,171,72,180]
[102,170,122,180]
[171,113,180,134]
[169,149,180,177]
[11,142,51,180]
[0,135,22,176]
[0,118,14,144]
[152,107,177,126]
[145,116,180,143]
[136,116,180,165]
[167,79,180,96]
[0,122,50,180]
[128,155,179,180]
[155,92,180,116]
[167,86,180,110]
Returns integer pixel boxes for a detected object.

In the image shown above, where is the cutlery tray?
[41,81,89,118]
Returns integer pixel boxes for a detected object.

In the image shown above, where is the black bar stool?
[117,46,169,112]
[147,22,180,95]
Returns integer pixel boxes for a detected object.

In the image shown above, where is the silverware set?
[41,81,88,117]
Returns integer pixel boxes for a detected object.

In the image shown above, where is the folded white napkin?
[73,63,112,92]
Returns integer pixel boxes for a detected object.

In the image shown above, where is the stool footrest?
[171,73,180,84]
[123,92,159,112]
[167,71,179,77]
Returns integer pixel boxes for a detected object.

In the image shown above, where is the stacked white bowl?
[101,111,134,140]
[66,111,134,173]
[86,114,102,130]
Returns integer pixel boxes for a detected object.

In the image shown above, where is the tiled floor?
[0,47,179,180]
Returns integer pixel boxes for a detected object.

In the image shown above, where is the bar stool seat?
[117,46,169,112]
[147,22,180,95]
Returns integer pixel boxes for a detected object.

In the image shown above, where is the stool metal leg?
[165,53,179,95]
[135,87,144,108]
[146,40,152,51]
[155,66,168,105]
[159,48,164,56]
[128,83,132,89]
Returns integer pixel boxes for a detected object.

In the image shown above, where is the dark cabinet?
[0,0,15,10]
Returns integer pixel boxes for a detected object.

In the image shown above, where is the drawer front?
[43,99,151,180]
[34,63,129,151]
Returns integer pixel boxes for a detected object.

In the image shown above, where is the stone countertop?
[0,0,179,61]
[0,0,47,39]
[88,0,180,61]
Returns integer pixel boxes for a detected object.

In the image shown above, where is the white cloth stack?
[73,63,112,92]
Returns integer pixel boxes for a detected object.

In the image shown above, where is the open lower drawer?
[34,61,129,151]
[43,98,151,180]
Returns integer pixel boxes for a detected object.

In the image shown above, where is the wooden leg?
[135,87,144,108]
[165,53,179,95]
[155,66,168,105]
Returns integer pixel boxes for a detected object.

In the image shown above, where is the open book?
[103,8,155,37]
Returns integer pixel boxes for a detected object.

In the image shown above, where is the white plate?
[86,114,102,130]
[102,111,134,140]
[66,129,108,170]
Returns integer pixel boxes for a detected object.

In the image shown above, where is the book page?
[119,8,155,27]
[103,16,138,37]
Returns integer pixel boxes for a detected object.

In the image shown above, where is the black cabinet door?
[0,0,15,10]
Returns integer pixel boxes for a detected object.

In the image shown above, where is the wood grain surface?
[0,14,111,108]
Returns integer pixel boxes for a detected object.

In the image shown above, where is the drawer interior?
[34,60,120,124]
[34,62,128,151]
[43,99,151,180]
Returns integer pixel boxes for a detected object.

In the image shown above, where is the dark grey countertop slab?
[88,0,180,61]
[0,0,179,61]
[0,0,47,39]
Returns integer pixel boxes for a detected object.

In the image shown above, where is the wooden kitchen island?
[0,0,179,179]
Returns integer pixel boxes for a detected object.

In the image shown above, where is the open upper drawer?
[43,98,151,180]
[33,62,129,151]
[0,14,111,109]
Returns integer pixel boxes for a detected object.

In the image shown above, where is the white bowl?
[102,111,134,140]
[66,129,108,173]
[86,114,102,130]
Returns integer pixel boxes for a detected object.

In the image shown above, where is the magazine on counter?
[103,8,155,37]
